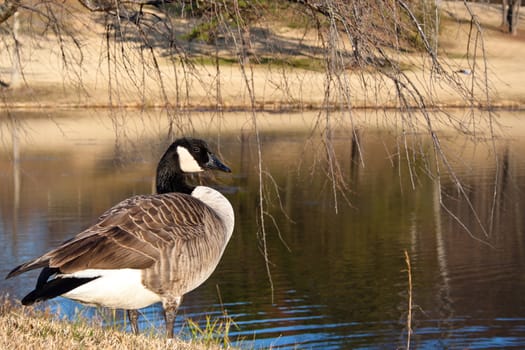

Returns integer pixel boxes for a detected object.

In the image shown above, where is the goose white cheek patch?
[177,146,204,172]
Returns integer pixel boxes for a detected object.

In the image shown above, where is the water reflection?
[1,110,525,349]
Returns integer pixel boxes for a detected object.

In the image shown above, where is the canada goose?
[6,137,235,338]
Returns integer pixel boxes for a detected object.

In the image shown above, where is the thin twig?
[229,0,274,302]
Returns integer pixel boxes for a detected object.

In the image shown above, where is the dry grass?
[0,298,222,350]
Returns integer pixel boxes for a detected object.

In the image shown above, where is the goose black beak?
[206,153,231,173]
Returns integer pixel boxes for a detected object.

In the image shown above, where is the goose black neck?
[155,152,195,195]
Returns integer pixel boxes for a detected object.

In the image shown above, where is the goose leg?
[127,309,140,335]
[162,296,182,338]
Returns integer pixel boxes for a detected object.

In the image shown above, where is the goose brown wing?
[7,193,220,277]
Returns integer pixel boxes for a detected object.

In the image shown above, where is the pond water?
[1,110,525,349]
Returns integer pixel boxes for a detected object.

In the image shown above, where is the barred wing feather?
[7,193,226,278]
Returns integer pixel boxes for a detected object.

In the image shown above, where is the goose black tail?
[22,274,99,305]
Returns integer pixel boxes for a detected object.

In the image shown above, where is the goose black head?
[175,138,231,173]
[156,138,231,194]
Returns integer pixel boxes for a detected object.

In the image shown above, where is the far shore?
[0,2,524,110]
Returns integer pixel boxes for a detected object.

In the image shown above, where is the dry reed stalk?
[404,250,413,350]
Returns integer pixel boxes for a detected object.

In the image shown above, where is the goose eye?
[193,147,200,154]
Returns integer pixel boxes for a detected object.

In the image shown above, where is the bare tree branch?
[78,0,173,12]
[0,0,20,24]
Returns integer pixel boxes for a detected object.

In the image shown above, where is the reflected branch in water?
[11,116,20,237]
[489,145,510,235]
[349,127,362,187]
[433,173,455,344]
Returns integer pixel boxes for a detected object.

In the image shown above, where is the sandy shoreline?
[0,2,524,110]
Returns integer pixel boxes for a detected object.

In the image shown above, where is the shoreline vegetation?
[0,297,226,350]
